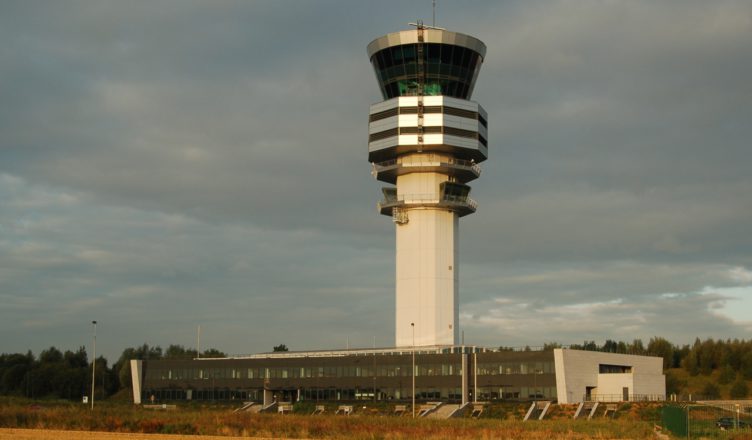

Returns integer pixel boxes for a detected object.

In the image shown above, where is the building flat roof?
[207,345,496,361]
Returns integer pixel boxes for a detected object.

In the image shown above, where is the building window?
[599,364,632,374]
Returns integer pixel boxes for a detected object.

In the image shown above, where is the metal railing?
[583,393,665,402]
[378,193,477,211]
[442,194,478,209]
[372,157,481,176]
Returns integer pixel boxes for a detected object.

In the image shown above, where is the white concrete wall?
[553,348,665,403]
[394,171,458,346]
[597,373,634,400]
[130,359,143,404]
[632,373,667,398]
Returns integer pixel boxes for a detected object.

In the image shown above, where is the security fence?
[663,402,752,439]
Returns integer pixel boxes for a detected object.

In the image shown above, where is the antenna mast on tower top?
[409,0,444,31]
[408,19,445,31]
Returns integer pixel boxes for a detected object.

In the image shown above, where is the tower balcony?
[371,156,481,184]
[378,193,478,218]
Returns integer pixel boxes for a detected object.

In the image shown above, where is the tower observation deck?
[367,25,487,347]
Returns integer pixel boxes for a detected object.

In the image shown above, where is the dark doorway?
[585,386,595,401]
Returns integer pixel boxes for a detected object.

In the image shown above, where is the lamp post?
[91,320,97,410]
[411,322,415,418]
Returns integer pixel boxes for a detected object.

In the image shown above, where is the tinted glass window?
[468,53,479,71]
[391,46,404,64]
[459,83,469,98]
[440,45,453,64]
[371,44,482,99]
[375,50,386,69]
[426,44,441,63]
[461,48,471,68]
[445,82,457,97]
[402,44,416,63]
[382,49,393,68]
[452,47,465,66]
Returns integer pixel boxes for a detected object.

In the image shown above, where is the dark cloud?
[1,1,751,360]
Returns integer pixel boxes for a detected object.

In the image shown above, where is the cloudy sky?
[2,0,751,362]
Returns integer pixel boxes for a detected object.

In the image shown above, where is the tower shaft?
[395,195,459,346]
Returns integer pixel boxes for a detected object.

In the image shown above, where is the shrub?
[718,365,736,385]
[701,382,720,399]
[665,370,687,395]
[636,405,661,422]
[729,379,749,399]
[161,422,198,434]
[743,352,752,380]
[138,418,165,433]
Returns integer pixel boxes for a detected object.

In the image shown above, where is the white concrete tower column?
[394,165,459,346]
[367,25,487,347]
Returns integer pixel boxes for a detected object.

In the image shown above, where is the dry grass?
[0,399,657,439]
[0,428,273,440]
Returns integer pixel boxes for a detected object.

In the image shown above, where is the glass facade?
[145,363,469,382]
[371,43,483,100]
[145,360,559,382]
[476,360,555,376]
[139,351,557,403]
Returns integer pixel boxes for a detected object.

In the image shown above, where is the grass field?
[0,398,662,439]
[0,428,262,440]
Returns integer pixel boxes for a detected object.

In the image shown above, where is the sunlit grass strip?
[0,399,655,439]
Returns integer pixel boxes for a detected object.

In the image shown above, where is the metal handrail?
[582,393,666,402]
[378,193,477,210]
[442,194,478,209]
[373,157,481,175]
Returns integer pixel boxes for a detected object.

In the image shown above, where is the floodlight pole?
[91,320,97,410]
[411,322,415,418]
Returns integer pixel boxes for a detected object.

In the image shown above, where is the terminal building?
[131,24,665,406]
[130,347,665,405]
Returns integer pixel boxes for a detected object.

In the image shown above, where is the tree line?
[0,344,224,401]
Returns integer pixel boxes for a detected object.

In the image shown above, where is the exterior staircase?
[233,401,259,413]
[426,403,461,419]
[259,401,278,413]
[524,401,552,421]
[418,401,443,417]
[573,401,599,419]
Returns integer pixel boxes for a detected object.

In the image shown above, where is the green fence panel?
[663,405,687,437]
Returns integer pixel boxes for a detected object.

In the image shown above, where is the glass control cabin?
[368,28,486,100]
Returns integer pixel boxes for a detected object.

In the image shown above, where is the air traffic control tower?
[367,24,487,348]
